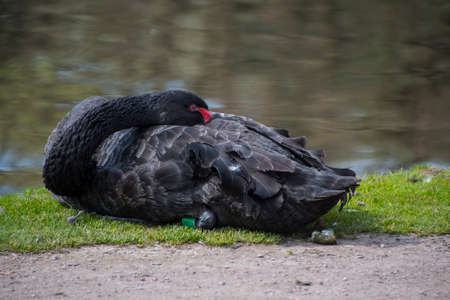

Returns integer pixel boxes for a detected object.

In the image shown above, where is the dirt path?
[1,234,449,299]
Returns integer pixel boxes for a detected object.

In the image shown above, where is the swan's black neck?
[43,94,162,196]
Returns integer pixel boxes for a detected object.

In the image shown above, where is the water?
[0,0,449,195]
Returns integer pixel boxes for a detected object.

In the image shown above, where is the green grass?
[0,166,448,253]
[319,165,449,237]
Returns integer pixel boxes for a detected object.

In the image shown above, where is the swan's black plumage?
[43,90,358,233]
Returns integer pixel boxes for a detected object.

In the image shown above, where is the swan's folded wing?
[209,113,325,169]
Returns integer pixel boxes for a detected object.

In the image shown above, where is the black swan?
[43,90,358,233]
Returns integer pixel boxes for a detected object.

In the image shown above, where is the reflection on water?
[0,0,449,195]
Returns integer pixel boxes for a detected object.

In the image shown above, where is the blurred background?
[0,0,449,195]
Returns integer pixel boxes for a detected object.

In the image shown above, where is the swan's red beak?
[197,108,211,123]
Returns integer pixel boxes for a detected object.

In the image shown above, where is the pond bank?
[1,233,448,299]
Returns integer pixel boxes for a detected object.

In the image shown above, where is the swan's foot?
[67,210,85,224]
[183,209,217,230]
[196,208,216,230]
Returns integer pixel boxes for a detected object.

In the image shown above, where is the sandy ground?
[0,234,449,300]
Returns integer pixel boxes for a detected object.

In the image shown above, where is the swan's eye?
[189,104,198,111]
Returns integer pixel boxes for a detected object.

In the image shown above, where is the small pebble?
[296,280,312,286]
[311,229,337,245]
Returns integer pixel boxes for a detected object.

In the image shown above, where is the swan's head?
[158,90,211,125]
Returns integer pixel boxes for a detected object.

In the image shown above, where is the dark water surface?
[1,1,449,195]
